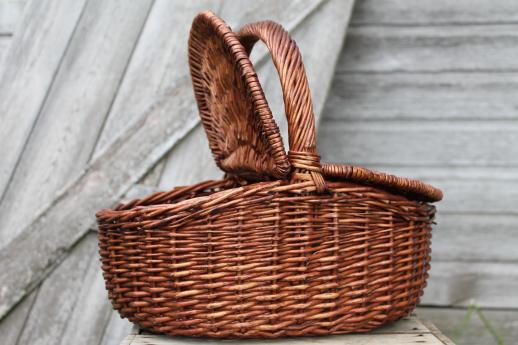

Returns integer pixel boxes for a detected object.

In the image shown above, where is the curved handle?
[238,21,327,192]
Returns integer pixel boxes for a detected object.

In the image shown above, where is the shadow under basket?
[96,11,442,338]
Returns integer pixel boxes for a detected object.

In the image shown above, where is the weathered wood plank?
[422,261,518,308]
[0,0,87,201]
[159,0,354,187]
[417,307,518,345]
[93,0,221,156]
[324,72,518,121]
[0,73,195,319]
[432,213,518,262]
[57,252,113,345]
[16,233,97,345]
[0,0,26,34]
[431,178,518,214]
[124,316,448,344]
[159,127,220,187]
[0,1,151,340]
[338,25,518,72]
[351,0,518,25]
[0,289,36,345]
[318,120,518,167]
[100,311,133,345]
[0,0,153,247]
[419,318,456,345]
[0,0,353,322]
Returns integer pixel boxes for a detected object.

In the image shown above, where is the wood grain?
[324,72,518,121]
[93,0,220,156]
[0,0,87,202]
[352,0,518,25]
[431,213,518,262]
[0,0,151,340]
[15,233,97,345]
[338,25,518,72]
[318,120,518,167]
[0,0,153,247]
[56,251,113,345]
[0,290,36,345]
[422,261,518,308]
[0,78,197,319]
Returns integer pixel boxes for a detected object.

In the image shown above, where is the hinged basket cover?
[189,12,290,180]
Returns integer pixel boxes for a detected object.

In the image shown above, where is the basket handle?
[238,21,327,192]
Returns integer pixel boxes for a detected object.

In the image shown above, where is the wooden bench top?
[121,315,455,344]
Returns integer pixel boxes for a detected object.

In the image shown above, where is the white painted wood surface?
[121,316,453,345]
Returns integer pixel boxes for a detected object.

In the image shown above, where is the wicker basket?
[96,11,443,338]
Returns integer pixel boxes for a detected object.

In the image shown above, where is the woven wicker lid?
[188,12,442,202]
[188,11,290,181]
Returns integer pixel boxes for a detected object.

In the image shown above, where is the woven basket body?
[97,11,442,338]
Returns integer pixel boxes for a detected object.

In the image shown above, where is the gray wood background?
[0,1,516,345]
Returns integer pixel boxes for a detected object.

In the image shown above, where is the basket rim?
[96,170,439,224]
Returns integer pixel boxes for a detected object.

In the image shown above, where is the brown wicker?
[97,11,443,339]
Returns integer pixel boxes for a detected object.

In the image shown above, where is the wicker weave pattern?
[98,180,434,337]
[97,11,442,338]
